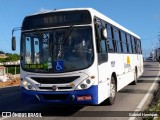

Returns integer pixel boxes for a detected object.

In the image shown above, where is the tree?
[0,53,20,62]
[0,51,5,54]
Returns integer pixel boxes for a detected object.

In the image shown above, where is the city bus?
[12,8,143,105]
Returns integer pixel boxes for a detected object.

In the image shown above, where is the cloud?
[38,8,50,13]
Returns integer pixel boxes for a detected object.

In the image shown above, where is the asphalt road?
[0,62,160,120]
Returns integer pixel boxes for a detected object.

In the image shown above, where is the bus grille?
[39,87,72,90]
[31,76,79,84]
[40,94,69,100]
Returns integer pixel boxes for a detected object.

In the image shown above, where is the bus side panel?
[97,62,110,104]
[97,53,123,104]
[117,54,135,91]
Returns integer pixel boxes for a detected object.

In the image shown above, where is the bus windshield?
[21,26,94,73]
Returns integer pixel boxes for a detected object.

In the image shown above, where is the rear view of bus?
[12,8,143,105]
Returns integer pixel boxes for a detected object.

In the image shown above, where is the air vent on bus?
[31,76,80,84]
[39,87,72,90]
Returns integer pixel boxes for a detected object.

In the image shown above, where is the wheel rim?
[110,83,116,98]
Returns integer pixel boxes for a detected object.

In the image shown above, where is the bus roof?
[26,8,140,39]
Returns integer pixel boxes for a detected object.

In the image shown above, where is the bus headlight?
[76,79,94,90]
[22,80,36,91]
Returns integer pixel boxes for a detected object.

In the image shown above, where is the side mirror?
[11,27,21,51]
[12,36,16,51]
[101,28,108,40]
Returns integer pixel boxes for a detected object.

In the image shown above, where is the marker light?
[76,78,95,90]
[80,84,87,89]
[86,79,91,84]
[22,80,27,86]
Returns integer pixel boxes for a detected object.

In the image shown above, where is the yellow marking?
[127,56,130,64]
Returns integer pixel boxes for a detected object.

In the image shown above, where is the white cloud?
[38,8,50,13]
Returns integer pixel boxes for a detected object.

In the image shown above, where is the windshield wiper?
[34,28,48,42]
[60,25,74,45]
[58,25,74,59]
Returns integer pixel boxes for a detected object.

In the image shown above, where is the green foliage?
[7,66,20,74]
[0,51,5,54]
[0,52,20,62]
[143,91,160,120]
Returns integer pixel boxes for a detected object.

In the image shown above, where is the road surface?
[0,62,160,120]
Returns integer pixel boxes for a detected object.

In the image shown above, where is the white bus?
[12,8,143,105]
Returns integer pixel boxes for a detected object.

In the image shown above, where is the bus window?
[113,28,122,53]
[25,37,32,64]
[106,24,114,52]
[41,33,50,63]
[100,40,107,53]
[34,38,40,64]
[121,31,128,53]
[137,39,142,54]
[131,36,135,53]
[139,40,142,54]
[134,38,138,54]
[127,34,132,53]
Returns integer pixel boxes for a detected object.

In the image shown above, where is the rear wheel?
[106,76,116,105]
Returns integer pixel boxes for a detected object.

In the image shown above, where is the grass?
[143,83,160,120]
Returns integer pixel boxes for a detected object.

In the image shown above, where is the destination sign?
[22,10,91,30]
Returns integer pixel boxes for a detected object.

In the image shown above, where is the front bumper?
[21,85,98,105]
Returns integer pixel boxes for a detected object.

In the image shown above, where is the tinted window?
[131,36,135,53]
[137,39,142,54]
[139,40,142,54]
[134,38,138,54]
[100,40,107,53]
[121,32,128,53]
[113,28,122,53]
[106,24,114,52]
[127,34,132,53]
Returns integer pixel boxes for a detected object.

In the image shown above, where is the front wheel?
[106,76,116,105]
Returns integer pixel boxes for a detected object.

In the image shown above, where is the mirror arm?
[12,27,21,37]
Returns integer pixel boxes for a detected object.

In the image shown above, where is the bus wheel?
[106,76,116,105]
[130,70,137,85]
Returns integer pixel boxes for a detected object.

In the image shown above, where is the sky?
[0,0,160,57]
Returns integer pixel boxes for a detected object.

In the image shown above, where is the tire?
[130,70,137,85]
[106,76,116,105]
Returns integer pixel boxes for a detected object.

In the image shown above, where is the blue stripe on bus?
[21,85,98,105]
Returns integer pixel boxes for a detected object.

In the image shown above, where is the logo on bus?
[127,56,130,64]
[52,85,57,91]
[124,56,131,68]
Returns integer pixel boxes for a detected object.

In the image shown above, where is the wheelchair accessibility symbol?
[54,61,64,72]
